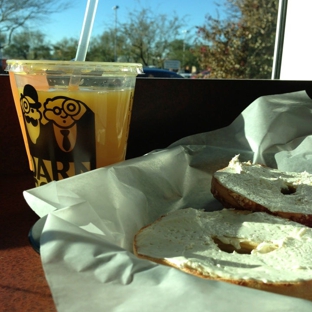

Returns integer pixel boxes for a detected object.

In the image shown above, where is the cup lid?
[6,60,143,75]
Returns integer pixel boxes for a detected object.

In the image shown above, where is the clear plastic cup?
[7,60,142,186]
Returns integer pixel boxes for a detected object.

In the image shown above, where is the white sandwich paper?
[24,90,312,311]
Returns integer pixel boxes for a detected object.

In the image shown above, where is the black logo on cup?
[20,84,96,186]
[20,84,42,144]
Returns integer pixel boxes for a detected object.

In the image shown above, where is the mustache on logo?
[25,115,39,127]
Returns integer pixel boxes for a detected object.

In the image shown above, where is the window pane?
[1,0,279,79]
[280,1,312,80]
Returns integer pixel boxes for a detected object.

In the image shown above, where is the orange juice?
[18,87,134,186]
[7,60,142,187]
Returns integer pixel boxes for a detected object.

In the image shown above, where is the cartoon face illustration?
[20,84,42,144]
[44,97,87,128]
[43,96,88,152]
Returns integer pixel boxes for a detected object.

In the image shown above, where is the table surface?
[0,173,56,311]
[2,74,312,311]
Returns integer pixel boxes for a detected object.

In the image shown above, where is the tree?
[0,0,71,45]
[86,31,115,62]
[86,30,133,62]
[119,8,185,66]
[3,30,52,59]
[194,0,278,78]
[52,38,78,60]
[166,39,199,72]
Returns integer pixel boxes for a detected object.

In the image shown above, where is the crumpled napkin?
[24,90,312,311]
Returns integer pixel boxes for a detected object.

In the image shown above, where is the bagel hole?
[281,185,296,195]
[213,237,255,254]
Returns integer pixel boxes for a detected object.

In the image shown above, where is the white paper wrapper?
[24,91,312,311]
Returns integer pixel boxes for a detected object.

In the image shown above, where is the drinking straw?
[75,0,99,61]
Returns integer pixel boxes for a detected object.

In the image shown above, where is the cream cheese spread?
[135,208,312,283]
[215,155,312,214]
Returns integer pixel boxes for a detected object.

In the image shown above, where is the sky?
[39,0,226,43]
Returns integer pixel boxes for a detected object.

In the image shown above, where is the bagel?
[133,208,312,301]
[211,155,312,227]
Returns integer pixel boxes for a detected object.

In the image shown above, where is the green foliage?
[3,30,52,59]
[119,8,185,66]
[193,0,278,78]
[86,30,131,62]
[52,38,78,60]
[166,39,199,71]
[86,32,115,62]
